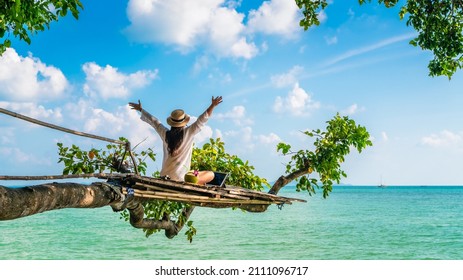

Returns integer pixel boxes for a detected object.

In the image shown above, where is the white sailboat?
[378,176,387,188]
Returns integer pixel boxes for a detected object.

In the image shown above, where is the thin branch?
[0,173,128,181]
[123,200,195,239]
[132,137,148,151]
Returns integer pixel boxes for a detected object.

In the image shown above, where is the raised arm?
[206,96,223,116]
[129,100,142,112]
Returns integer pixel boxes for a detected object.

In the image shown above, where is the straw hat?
[167,109,190,127]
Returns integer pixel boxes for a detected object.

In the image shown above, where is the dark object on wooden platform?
[206,171,229,188]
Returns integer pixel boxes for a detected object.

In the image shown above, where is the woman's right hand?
[129,100,142,112]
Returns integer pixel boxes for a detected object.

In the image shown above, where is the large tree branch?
[0,182,121,220]
[240,166,310,213]
[0,182,194,239]
[269,167,310,195]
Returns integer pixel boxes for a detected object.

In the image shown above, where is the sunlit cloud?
[214,105,253,125]
[0,101,63,123]
[0,48,69,101]
[83,62,158,100]
[273,83,320,116]
[125,0,258,59]
[247,0,300,39]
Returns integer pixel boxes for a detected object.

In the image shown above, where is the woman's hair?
[166,127,184,156]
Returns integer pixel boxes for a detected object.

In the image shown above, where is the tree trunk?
[0,182,189,239]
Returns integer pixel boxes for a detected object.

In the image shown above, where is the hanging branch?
[0,107,139,174]
[0,107,125,145]
[0,173,128,181]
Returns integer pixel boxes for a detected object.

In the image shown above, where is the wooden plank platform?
[0,173,307,208]
[122,174,306,207]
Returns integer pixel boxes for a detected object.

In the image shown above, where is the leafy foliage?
[297,0,463,78]
[398,0,463,78]
[57,137,155,175]
[0,0,83,53]
[295,0,329,29]
[277,114,372,198]
[191,138,270,191]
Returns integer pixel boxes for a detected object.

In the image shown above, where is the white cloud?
[214,105,253,125]
[72,105,158,150]
[206,69,233,84]
[325,35,338,45]
[64,99,93,121]
[214,129,223,139]
[421,130,463,148]
[341,103,365,116]
[125,0,218,50]
[258,132,281,144]
[381,131,389,142]
[61,102,215,151]
[208,7,258,58]
[0,48,69,101]
[223,126,254,148]
[125,0,258,59]
[83,62,158,100]
[194,123,214,144]
[273,83,320,116]
[317,10,328,24]
[247,0,300,39]
[271,65,303,88]
[222,127,280,153]
[0,101,63,123]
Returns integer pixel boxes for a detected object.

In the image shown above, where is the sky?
[1,0,463,186]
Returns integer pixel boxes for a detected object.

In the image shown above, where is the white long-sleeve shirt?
[140,109,209,181]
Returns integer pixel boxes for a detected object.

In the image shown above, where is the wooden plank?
[133,189,210,200]
[131,176,252,200]
[128,192,273,205]
[134,182,251,201]
[133,182,179,193]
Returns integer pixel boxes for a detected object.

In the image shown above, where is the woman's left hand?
[211,96,223,107]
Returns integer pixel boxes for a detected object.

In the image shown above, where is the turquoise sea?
[1,185,462,260]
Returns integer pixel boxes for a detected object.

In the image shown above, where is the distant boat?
[378,176,387,188]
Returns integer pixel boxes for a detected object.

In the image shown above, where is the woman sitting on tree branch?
[129,96,223,185]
